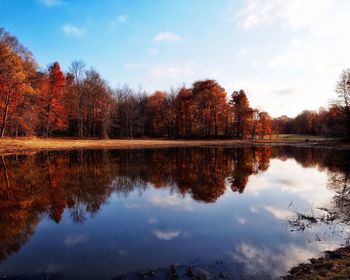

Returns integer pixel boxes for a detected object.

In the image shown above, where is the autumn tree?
[146,91,167,137]
[65,62,113,138]
[229,90,253,139]
[326,106,345,137]
[0,28,36,137]
[271,115,293,134]
[192,80,229,137]
[258,111,272,139]
[174,87,195,137]
[40,62,66,136]
[272,107,347,138]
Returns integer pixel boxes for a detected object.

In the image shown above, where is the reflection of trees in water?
[274,147,350,241]
[327,169,350,223]
[280,147,350,222]
[272,146,350,174]
[229,148,271,193]
[0,147,349,262]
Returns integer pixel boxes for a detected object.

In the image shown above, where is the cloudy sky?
[0,0,349,117]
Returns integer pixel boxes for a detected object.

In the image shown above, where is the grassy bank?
[0,135,348,155]
[283,246,350,280]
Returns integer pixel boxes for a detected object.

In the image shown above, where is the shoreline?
[4,246,350,280]
[283,245,350,279]
[0,137,349,155]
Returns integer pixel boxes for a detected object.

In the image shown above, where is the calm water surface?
[0,147,349,279]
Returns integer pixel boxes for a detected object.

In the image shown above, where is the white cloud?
[154,31,182,43]
[62,24,85,38]
[289,37,301,49]
[235,0,346,31]
[250,61,261,68]
[39,0,64,7]
[265,41,329,69]
[153,229,181,240]
[225,78,291,116]
[237,48,248,57]
[149,63,194,79]
[231,0,350,116]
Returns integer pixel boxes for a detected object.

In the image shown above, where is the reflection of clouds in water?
[264,206,294,220]
[246,159,332,207]
[64,234,87,247]
[148,217,159,224]
[146,191,193,211]
[250,206,260,213]
[235,216,246,225]
[231,242,318,277]
[153,229,181,240]
[124,202,143,209]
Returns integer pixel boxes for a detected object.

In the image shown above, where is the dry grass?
[271,134,337,141]
[283,246,350,280]
[0,135,347,155]
[0,137,254,154]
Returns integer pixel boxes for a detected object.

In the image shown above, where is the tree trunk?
[1,93,11,137]
[46,96,52,137]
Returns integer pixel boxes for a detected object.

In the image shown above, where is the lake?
[0,147,349,279]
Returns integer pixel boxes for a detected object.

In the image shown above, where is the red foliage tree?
[192,80,228,137]
[41,62,67,136]
[229,90,253,139]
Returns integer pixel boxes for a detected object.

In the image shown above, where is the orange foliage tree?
[258,111,272,139]
[40,62,67,136]
[192,80,229,137]
[174,87,195,137]
[229,90,253,139]
[0,28,36,137]
[147,91,167,136]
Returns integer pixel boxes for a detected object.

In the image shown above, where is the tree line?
[271,70,350,139]
[272,107,349,139]
[1,28,349,139]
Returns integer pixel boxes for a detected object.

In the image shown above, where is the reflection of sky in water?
[0,156,348,279]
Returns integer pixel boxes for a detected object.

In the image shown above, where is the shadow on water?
[0,146,349,279]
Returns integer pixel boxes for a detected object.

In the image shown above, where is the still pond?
[0,147,349,279]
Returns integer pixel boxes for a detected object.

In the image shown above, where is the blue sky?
[1,0,349,117]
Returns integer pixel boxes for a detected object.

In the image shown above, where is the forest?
[1,27,349,139]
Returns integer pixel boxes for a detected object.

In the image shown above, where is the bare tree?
[336,69,350,139]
